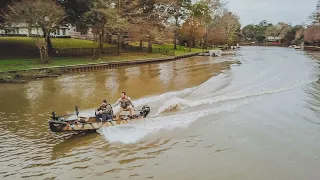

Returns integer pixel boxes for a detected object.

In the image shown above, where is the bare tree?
[217,10,241,47]
[295,27,304,40]
[180,17,205,51]
[198,0,224,50]
[3,0,65,63]
[207,26,227,45]
[276,22,292,40]
[304,25,320,45]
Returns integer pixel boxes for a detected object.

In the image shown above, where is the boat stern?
[48,120,68,132]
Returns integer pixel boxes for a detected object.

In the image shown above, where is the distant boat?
[293,45,301,49]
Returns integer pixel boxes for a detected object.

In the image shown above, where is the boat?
[48,105,151,132]
[293,45,301,49]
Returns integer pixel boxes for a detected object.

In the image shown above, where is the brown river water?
[0,46,320,180]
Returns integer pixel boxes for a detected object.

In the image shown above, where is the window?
[62,28,66,35]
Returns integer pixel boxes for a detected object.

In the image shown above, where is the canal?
[0,46,319,179]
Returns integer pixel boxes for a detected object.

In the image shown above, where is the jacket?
[96,104,113,114]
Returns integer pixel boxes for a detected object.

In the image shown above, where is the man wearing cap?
[95,100,113,122]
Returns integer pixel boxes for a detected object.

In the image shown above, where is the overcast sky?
[224,0,318,26]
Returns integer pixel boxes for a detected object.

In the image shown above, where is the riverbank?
[240,42,287,47]
[0,52,205,84]
[303,46,320,51]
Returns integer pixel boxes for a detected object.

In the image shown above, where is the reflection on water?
[1,47,320,179]
[0,55,236,179]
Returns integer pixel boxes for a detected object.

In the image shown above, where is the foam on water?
[97,96,260,144]
[98,48,319,144]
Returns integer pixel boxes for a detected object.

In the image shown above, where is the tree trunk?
[47,36,53,54]
[174,16,179,50]
[148,40,152,53]
[204,25,208,51]
[43,29,53,54]
[98,31,104,55]
[139,40,143,50]
[188,34,192,52]
[117,33,121,55]
[38,46,43,62]
[44,36,49,63]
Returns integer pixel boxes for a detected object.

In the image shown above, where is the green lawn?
[0,38,215,72]
[0,37,114,48]
[129,41,211,56]
[0,52,169,71]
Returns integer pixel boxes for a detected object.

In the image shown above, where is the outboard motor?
[140,105,151,117]
[51,112,59,120]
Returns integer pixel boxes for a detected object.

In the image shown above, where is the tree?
[207,26,227,45]
[166,0,191,49]
[0,0,14,24]
[310,0,320,25]
[130,0,170,52]
[242,24,255,41]
[109,10,129,55]
[217,10,241,47]
[180,16,205,51]
[83,5,111,57]
[197,0,224,49]
[304,25,320,46]
[3,0,65,63]
[276,22,292,41]
[264,25,278,37]
[294,26,304,44]
[57,0,95,34]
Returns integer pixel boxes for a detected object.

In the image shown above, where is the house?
[266,36,281,42]
[0,23,129,43]
[0,23,95,39]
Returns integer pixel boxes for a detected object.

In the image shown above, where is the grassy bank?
[0,37,213,83]
[0,52,171,83]
[0,52,169,72]
[0,37,114,48]
[129,42,207,56]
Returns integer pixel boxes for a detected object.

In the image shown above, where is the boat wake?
[98,77,306,144]
[97,96,259,144]
[98,48,319,144]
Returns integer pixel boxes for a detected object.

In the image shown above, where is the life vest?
[120,97,130,108]
[99,104,113,114]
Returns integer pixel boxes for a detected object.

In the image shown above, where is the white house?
[0,23,95,39]
[266,36,281,42]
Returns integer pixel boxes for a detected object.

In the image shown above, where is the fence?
[53,47,120,57]
[150,48,175,56]
[52,45,176,57]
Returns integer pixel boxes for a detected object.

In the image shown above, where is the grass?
[0,37,115,48]
[0,37,216,72]
[128,41,212,56]
[0,52,169,71]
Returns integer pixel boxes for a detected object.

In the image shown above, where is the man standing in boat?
[95,100,113,121]
[113,92,135,120]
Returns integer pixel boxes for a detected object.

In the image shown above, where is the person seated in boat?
[95,100,113,122]
[113,92,135,120]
